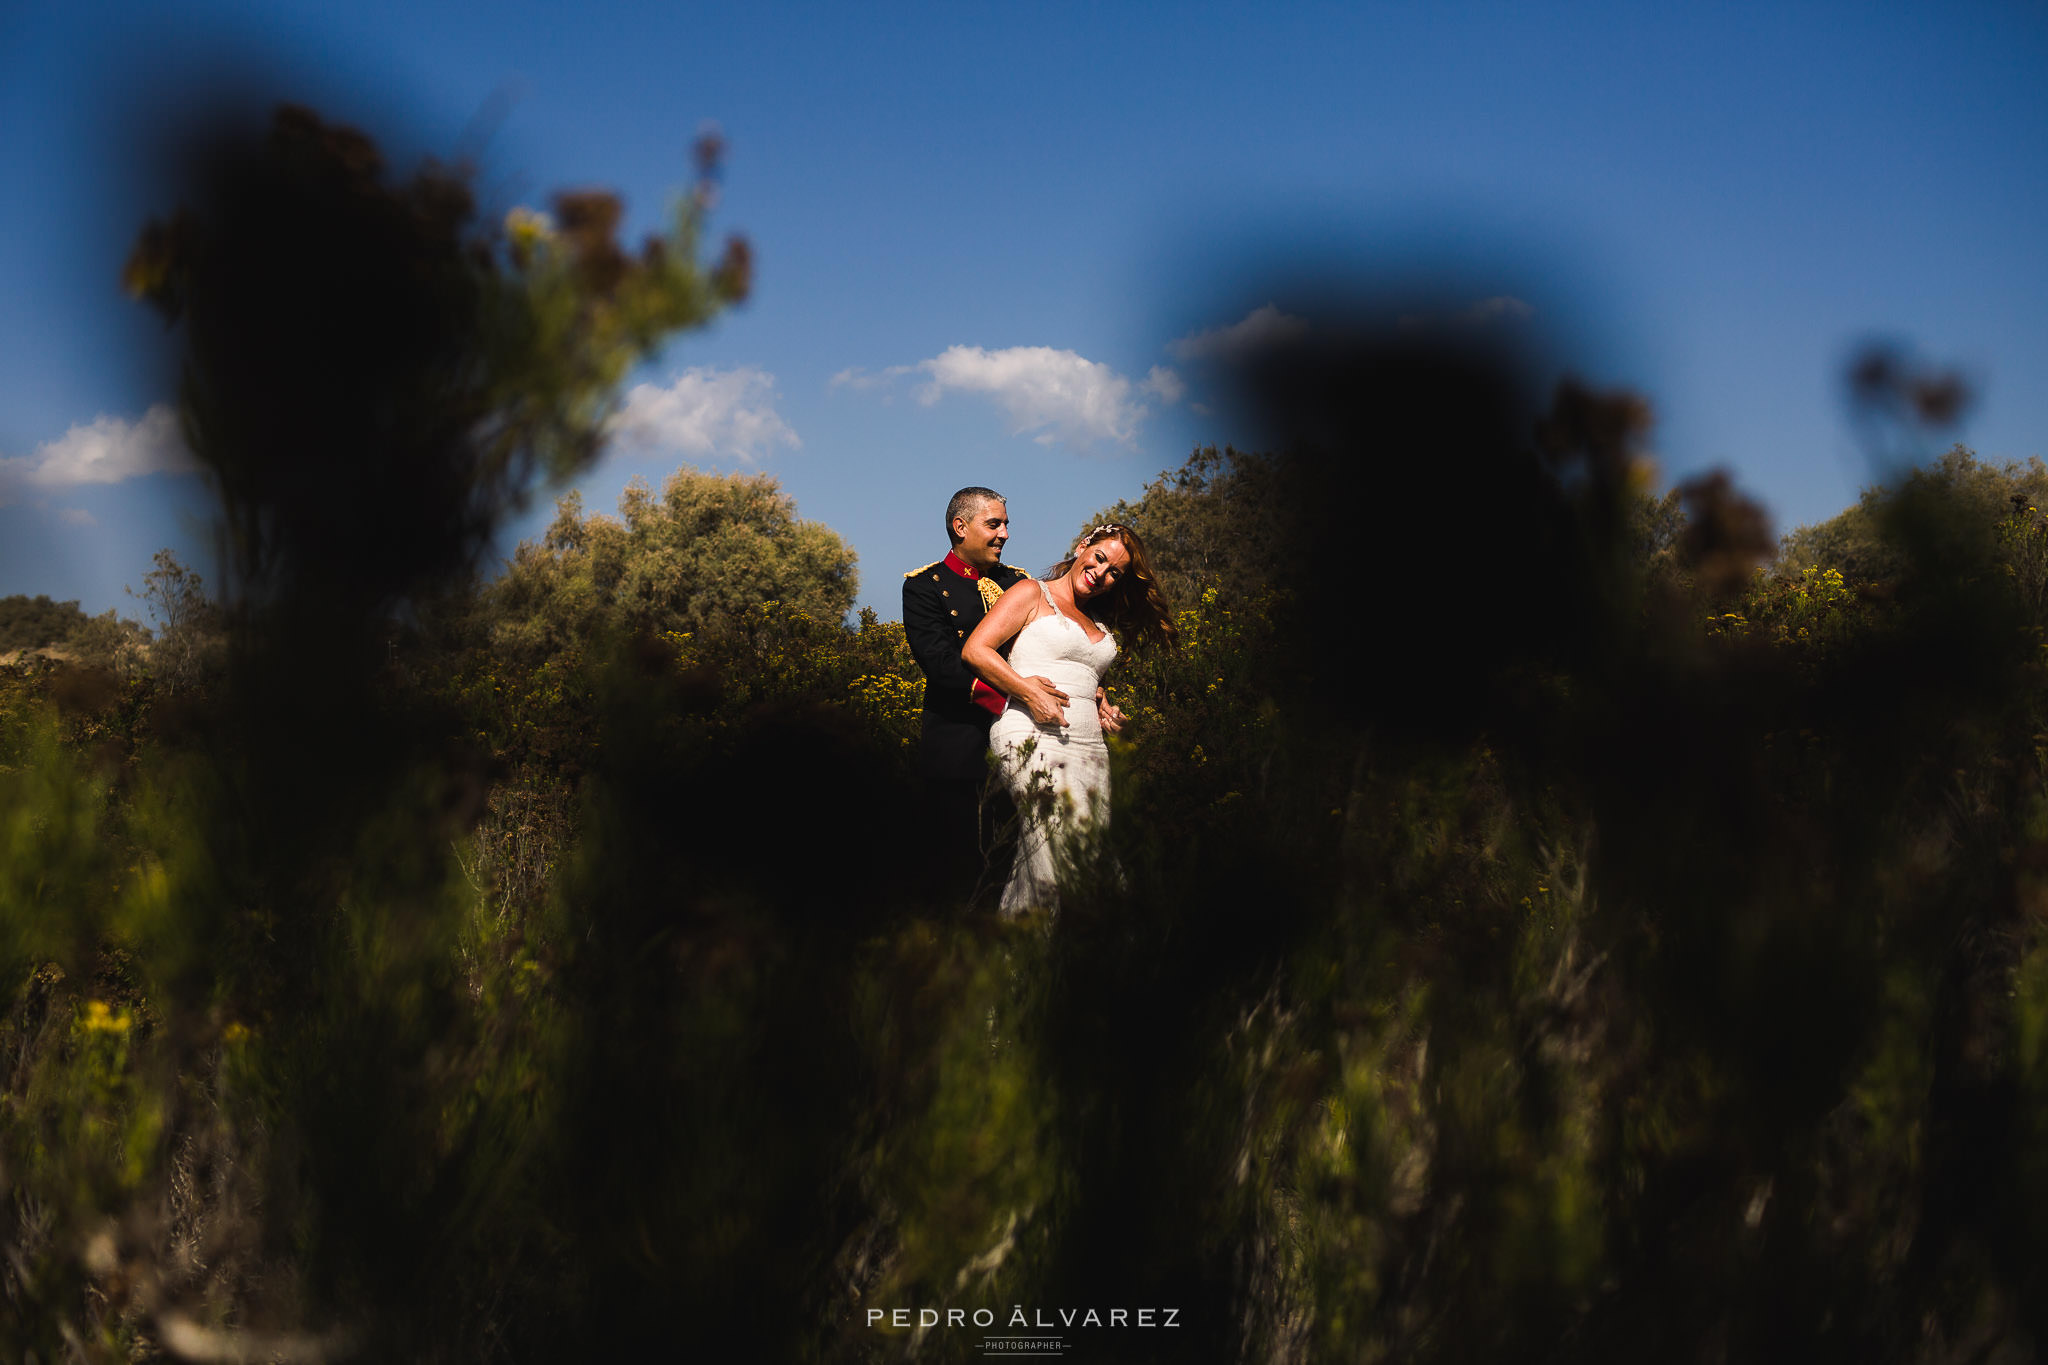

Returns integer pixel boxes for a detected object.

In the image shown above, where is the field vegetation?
[8,105,2048,1364]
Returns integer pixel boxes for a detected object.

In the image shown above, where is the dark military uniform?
[902,551,1034,780]
[903,551,1032,909]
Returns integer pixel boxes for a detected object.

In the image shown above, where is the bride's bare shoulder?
[998,576,1051,623]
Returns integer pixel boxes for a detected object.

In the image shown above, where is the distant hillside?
[0,594,154,672]
[0,594,93,654]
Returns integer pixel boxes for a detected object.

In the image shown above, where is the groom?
[903,486,1034,786]
[903,486,1034,903]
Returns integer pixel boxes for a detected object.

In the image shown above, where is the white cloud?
[56,508,98,527]
[829,364,919,396]
[0,403,197,506]
[1167,305,1310,364]
[1140,366,1185,406]
[911,345,1148,448]
[608,366,799,463]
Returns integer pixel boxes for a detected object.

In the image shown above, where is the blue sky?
[4,0,2045,622]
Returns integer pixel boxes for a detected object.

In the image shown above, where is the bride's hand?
[1017,676,1071,726]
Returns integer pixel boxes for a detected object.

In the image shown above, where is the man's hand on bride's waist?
[1015,675,1071,727]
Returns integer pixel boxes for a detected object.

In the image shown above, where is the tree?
[485,466,858,657]
[126,549,219,690]
[1777,444,2048,582]
[1082,445,1289,608]
[122,104,752,614]
[65,610,151,676]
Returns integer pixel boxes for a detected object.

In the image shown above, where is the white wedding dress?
[989,580,1118,916]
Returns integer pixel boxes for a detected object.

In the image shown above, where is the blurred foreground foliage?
[9,105,2048,1365]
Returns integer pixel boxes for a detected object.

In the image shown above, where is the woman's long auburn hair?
[1043,523,1177,647]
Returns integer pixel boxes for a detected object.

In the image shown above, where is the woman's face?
[1069,538,1131,601]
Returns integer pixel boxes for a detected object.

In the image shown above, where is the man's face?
[953,498,1010,570]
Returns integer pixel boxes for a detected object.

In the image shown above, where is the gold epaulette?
[903,560,945,578]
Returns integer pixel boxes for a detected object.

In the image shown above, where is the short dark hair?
[945,487,1006,545]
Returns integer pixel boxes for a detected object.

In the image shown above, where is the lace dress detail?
[989,581,1118,915]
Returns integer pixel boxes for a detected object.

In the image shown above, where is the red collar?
[943,551,985,580]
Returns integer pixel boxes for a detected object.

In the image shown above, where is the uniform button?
[942,589,949,597]
[956,630,964,637]
[931,574,940,581]
[949,609,957,616]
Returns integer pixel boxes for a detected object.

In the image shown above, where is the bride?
[961,523,1175,915]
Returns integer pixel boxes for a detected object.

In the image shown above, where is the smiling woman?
[963,522,1175,914]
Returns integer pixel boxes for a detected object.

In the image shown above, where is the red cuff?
[971,678,1006,716]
